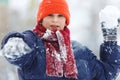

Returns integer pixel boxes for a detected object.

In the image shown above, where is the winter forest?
[0,0,120,80]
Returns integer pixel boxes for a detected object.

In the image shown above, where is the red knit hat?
[37,0,70,26]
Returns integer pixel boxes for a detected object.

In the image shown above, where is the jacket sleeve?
[72,41,106,80]
[100,41,120,80]
[1,30,45,68]
[72,40,120,80]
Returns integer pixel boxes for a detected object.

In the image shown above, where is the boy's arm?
[99,6,120,79]
[1,30,45,68]
[100,21,120,79]
[100,41,120,80]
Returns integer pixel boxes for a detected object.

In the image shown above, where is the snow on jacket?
[1,30,120,80]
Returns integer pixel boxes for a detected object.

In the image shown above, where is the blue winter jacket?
[1,30,120,80]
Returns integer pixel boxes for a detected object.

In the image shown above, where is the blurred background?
[0,0,120,80]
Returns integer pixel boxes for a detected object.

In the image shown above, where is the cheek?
[42,19,49,25]
[60,21,66,29]
[60,20,66,27]
[60,18,66,25]
[42,19,50,28]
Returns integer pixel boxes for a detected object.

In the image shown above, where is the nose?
[52,16,58,23]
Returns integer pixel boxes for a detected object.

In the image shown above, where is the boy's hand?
[1,37,32,59]
[101,22,118,41]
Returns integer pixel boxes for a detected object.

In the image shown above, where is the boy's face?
[41,14,66,31]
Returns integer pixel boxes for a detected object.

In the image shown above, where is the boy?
[1,0,120,80]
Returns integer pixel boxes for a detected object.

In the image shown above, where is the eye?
[58,14,64,17]
[48,14,53,17]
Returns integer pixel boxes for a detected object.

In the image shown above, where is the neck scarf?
[33,24,78,79]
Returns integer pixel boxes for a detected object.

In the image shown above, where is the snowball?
[99,5,120,29]
[1,37,32,59]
